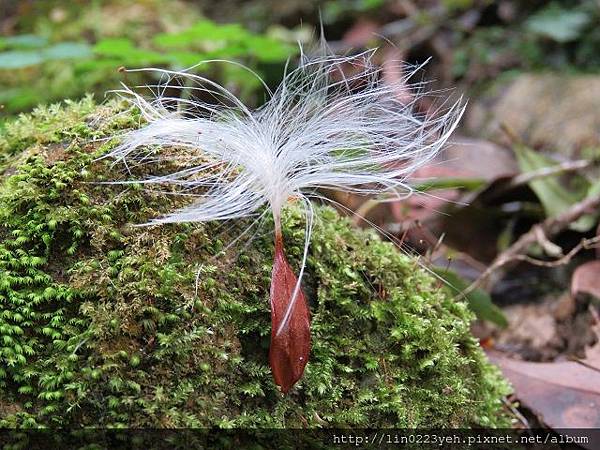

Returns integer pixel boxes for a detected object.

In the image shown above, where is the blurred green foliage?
[0,11,295,118]
[0,36,92,69]
[322,0,386,21]
[525,3,591,43]
[2,0,599,119]
[452,1,600,79]
[94,21,295,67]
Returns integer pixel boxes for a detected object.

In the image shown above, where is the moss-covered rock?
[0,97,509,428]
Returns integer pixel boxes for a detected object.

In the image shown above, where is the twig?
[488,159,593,199]
[509,159,591,189]
[465,193,600,294]
[512,235,600,268]
[327,5,452,53]
[502,396,531,429]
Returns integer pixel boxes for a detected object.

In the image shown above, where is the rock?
[466,74,600,157]
[0,97,509,427]
[443,136,518,181]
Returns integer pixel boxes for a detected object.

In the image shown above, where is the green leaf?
[73,58,123,72]
[205,44,246,59]
[361,0,386,10]
[434,268,508,328]
[587,178,600,199]
[166,51,208,67]
[0,50,45,69]
[514,144,593,231]
[93,38,136,57]
[0,42,92,69]
[43,42,92,60]
[526,5,590,43]
[152,19,293,63]
[244,36,293,62]
[413,177,486,192]
[0,34,48,50]
[93,38,165,65]
[154,21,249,49]
[189,21,248,41]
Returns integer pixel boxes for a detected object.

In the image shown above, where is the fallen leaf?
[330,137,508,227]
[342,18,380,47]
[269,234,310,394]
[443,137,518,182]
[572,260,600,300]
[389,164,478,223]
[488,351,600,432]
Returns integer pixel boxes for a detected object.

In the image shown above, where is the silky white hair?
[103,47,464,322]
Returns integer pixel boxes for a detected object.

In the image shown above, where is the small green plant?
[0,19,295,117]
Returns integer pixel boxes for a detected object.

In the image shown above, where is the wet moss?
[0,97,510,427]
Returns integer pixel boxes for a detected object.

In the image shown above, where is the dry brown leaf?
[571,260,600,299]
[488,350,600,432]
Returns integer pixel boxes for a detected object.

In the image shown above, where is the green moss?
[0,98,510,428]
